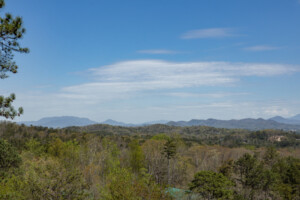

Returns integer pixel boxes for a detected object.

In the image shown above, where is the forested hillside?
[0,121,299,199]
[66,123,300,148]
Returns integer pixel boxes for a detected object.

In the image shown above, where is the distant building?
[268,135,285,142]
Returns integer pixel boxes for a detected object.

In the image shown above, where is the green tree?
[0,175,25,199]
[261,169,277,199]
[0,0,29,119]
[101,167,138,200]
[47,138,80,168]
[163,138,176,185]
[0,139,21,176]
[234,153,265,199]
[219,159,234,178]
[25,138,45,156]
[128,139,145,174]
[101,167,171,200]
[263,146,279,167]
[22,157,88,200]
[272,157,300,199]
[189,170,234,200]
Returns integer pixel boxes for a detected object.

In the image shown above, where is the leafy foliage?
[21,157,88,200]
[190,170,234,199]
[128,139,145,173]
[0,122,299,199]
[0,139,21,175]
[0,0,28,119]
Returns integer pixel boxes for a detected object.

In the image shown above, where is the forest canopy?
[0,121,299,199]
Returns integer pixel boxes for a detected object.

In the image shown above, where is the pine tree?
[163,138,176,185]
[0,0,29,119]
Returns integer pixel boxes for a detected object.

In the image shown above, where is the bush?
[0,139,21,175]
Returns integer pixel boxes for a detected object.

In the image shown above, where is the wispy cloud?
[263,105,290,116]
[60,59,297,102]
[12,60,299,122]
[181,28,236,39]
[137,49,180,54]
[244,45,280,51]
[166,92,249,98]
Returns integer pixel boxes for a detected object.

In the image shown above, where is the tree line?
[0,122,299,199]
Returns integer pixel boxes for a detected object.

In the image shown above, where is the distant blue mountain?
[19,117,169,128]
[290,114,300,121]
[167,117,300,130]
[101,119,168,127]
[142,120,169,125]
[269,114,300,125]
[20,116,98,128]
[19,114,300,130]
[101,119,135,127]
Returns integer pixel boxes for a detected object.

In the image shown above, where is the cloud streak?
[137,49,180,54]
[244,45,280,51]
[166,92,249,98]
[12,59,299,122]
[60,59,297,102]
[181,28,236,39]
[15,91,300,123]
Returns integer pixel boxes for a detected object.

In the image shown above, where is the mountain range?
[269,114,300,125]
[18,114,300,130]
[167,118,300,130]
[19,116,97,128]
[19,117,168,128]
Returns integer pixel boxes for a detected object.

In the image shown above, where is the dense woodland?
[0,121,299,199]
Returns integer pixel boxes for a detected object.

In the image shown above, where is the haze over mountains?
[19,117,169,128]
[18,115,300,130]
[269,114,300,125]
[167,118,300,130]
[20,116,97,128]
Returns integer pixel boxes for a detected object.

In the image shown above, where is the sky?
[1,0,300,123]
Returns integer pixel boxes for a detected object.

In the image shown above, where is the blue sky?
[2,0,300,123]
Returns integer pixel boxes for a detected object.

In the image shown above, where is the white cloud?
[263,106,290,117]
[244,45,280,51]
[11,60,299,122]
[166,92,249,98]
[137,49,180,54]
[60,59,296,101]
[181,28,236,39]
[13,92,300,123]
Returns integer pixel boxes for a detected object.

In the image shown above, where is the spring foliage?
[0,122,299,199]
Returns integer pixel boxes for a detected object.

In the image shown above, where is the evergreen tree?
[234,153,265,199]
[190,170,234,200]
[272,156,300,199]
[0,139,21,176]
[163,138,176,185]
[0,0,28,119]
[263,146,279,167]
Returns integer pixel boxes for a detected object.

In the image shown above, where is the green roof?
[165,187,199,200]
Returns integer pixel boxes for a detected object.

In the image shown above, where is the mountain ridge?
[269,114,300,125]
[167,118,300,130]
[19,116,98,128]
[18,114,300,130]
